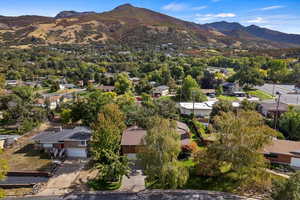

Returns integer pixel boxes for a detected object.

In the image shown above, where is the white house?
[152,85,169,97]
[179,101,240,118]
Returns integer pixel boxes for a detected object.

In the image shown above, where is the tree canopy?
[138,116,189,189]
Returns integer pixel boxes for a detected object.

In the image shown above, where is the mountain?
[55,11,97,19]
[205,21,300,47]
[0,4,299,49]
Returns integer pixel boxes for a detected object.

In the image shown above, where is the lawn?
[247,90,273,100]
[2,144,53,171]
[217,95,238,101]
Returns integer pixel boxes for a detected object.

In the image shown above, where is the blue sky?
[0,0,300,34]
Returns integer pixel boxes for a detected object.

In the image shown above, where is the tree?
[241,99,257,111]
[60,108,72,124]
[232,62,265,88]
[267,60,289,83]
[138,116,189,189]
[279,109,300,140]
[210,100,234,119]
[90,106,129,184]
[0,74,5,93]
[0,150,8,198]
[70,91,117,126]
[49,80,60,92]
[195,111,277,192]
[114,73,133,94]
[179,75,207,102]
[273,171,300,200]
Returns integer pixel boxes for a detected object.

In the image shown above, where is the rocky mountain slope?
[0,4,299,49]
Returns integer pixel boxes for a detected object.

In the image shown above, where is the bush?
[18,119,36,134]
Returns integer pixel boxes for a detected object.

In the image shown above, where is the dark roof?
[121,121,191,146]
[64,131,91,141]
[32,127,91,143]
[260,102,289,112]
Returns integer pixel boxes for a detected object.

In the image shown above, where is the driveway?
[119,161,146,192]
[37,160,87,196]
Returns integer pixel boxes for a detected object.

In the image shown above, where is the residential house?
[121,121,191,160]
[59,84,76,90]
[259,102,289,117]
[32,126,91,158]
[222,82,240,95]
[35,96,61,110]
[129,77,140,85]
[263,139,300,167]
[152,85,169,97]
[179,101,240,118]
[97,85,115,92]
[5,80,22,87]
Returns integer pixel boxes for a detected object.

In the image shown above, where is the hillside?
[205,21,300,47]
[0,4,299,49]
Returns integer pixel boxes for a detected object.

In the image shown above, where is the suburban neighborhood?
[1,1,300,200]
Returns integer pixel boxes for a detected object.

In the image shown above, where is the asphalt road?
[5,190,249,200]
[256,84,300,105]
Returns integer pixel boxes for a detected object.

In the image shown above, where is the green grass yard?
[217,95,238,101]
[247,90,274,100]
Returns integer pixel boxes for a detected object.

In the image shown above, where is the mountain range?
[0,3,299,49]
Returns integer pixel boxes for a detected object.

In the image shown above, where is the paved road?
[256,84,300,105]
[5,190,253,200]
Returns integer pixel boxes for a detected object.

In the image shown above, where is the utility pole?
[192,89,195,117]
[274,91,282,130]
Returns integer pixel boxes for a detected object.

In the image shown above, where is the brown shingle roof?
[121,126,147,146]
[121,122,191,146]
[263,139,300,156]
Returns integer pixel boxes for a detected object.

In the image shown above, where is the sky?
[0,0,300,34]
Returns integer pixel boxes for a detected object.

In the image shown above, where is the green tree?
[273,171,300,200]
[90,106,129,184]
[0,74,5,93]
[70,91,117,126]
[241,99,257,111]
[138,117,189,189]
[179,75,207,102]
[196,111,277,192]
[279,109,300,140]
[232,62,265,88]
[114,73,133,94]
[267,60,289,83]
[60,108,72,124]
[210,100,234,119]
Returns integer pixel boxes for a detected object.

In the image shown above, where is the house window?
[79,141,87,146]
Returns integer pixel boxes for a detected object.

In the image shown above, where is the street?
[256,84,300,105]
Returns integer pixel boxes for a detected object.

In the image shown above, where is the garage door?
[291,157,300,167]
[67,148,87,158]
